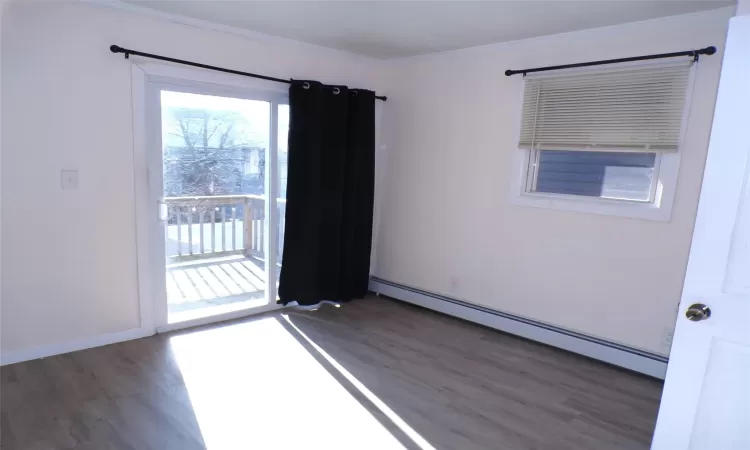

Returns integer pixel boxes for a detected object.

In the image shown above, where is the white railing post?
[221,208,227,252]
[176,206,183,256]
[187,208,193,255]
[244,199,253,257]
[210,208,216,253]
[231,206,237,250]
[199,208,204,254]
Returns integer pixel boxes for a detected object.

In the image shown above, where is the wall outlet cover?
[449,276,460,293]
[61,170,79,189]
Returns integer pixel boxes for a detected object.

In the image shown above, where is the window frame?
[511,149,680,221]
[509,60,696,222]
[524,149,663,203]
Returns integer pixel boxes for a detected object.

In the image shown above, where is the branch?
[219,124,234,149]
[205,123,222,146]
[177,119,194,149]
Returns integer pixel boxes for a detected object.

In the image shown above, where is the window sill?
[510,192,673,222]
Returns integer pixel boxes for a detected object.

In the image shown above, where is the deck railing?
[164,194,286,262]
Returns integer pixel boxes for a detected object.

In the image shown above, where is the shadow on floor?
[0,296,663,450]
[274,314,426,450]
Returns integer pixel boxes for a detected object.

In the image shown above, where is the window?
[513,61,693,221]
[528,150,658,201]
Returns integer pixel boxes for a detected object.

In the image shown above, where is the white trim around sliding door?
[131,64,156,336]
[130,62,288,335]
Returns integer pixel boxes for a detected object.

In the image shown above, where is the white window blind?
[519,62,692,152]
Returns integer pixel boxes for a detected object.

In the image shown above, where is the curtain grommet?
[351,91,359,96]
[302,82,310,89]
[333,87,340,95]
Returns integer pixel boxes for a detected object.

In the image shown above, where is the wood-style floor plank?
[1,296,663,449]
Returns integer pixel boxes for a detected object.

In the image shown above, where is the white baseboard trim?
[1,327,154,366]
[369,278,668,379]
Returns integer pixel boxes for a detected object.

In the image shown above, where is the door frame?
[131,62,288,334]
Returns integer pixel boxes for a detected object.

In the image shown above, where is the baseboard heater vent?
[369,277,668,379]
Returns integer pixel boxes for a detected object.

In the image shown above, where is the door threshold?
[157,302,285,333]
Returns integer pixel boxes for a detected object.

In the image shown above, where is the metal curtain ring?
[351,90,359,96]
[302,82,310,89]
[333,87,340,94]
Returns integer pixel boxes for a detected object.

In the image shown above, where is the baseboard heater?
[368,277,668,379]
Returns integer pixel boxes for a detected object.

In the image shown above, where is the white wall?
[373,8,733,356]
[1,1,381,356]
[0,1,734,360]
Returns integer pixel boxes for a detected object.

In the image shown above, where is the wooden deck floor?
[0,296,663,450]
[166,256,271,323]
[167,257,266,309]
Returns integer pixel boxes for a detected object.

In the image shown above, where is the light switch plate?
[61,170,79,189]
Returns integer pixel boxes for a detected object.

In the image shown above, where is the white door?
[143,74,290,332]
[651,15,750,449]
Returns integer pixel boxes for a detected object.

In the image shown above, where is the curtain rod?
[504,46,716,77]
[110,45,387,101]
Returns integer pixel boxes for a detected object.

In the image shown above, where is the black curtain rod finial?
[110,45,130,59]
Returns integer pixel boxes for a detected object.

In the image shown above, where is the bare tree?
[163,107,263,197]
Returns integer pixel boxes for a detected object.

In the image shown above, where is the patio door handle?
[157,200,168,222]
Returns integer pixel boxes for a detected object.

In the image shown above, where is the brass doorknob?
[685,303,711,322]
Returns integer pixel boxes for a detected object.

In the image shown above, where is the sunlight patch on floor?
[170,317,408,449]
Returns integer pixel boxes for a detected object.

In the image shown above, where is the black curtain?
[278,80,376,306]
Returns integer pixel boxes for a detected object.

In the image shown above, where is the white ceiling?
[123,1,734,58]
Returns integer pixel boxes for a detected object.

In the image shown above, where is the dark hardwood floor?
[1,296,663,450]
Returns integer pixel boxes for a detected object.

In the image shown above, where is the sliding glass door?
[148,80,288,330]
